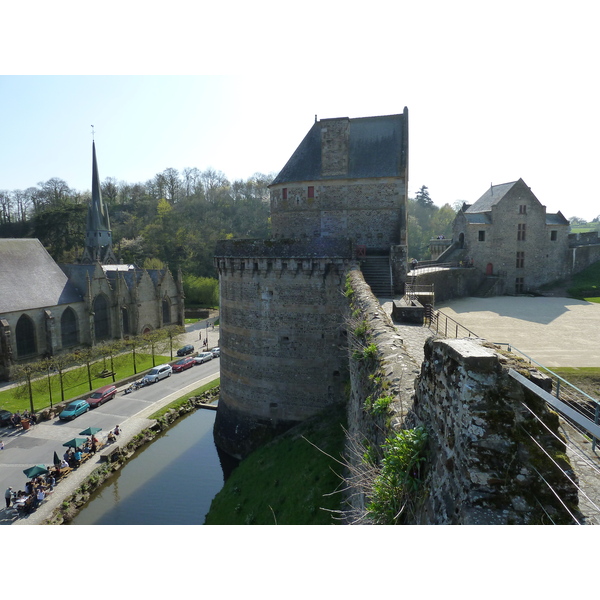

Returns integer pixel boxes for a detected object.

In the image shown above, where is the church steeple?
[81,140,117,264]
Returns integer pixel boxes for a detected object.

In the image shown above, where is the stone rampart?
[344,271,580,524]
[410,337,580,524]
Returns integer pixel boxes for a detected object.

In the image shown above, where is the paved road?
[0,318,221,525]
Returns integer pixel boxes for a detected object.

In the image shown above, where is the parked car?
[194,352,213,364]
[0,409,13,426]
[210,347,220,357]
[87,384,117,408]
[59,399,90,421]
[177,344,194,357]
[172,357,195,372]
[143,364,173,384]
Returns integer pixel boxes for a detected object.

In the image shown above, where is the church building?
[0,142,184,381]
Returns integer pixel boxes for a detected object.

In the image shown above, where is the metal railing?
[427,308,479,339]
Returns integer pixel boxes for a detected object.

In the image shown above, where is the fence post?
[594,405,600,452]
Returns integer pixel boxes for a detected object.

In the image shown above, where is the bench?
[99,445,121,463]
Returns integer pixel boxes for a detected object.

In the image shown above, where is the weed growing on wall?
[366,427,428,524]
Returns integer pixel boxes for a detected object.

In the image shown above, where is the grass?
[204,402,347,525]
[148,378,219,419]
[551,367,600,398]
[567,261,600,299]
[0,353,171,414]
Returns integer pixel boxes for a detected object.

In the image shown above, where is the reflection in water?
[70,409,232,525]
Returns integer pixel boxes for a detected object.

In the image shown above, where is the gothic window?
[93,294,111,341]
[61,307,78,347]
[162,298,171,324]
[16,314,36,357]
[518,223,526,241]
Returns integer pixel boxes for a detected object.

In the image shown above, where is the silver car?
[143,364,173,384]
[194,352,213,364]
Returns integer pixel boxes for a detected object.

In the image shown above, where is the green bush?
[183,274,219,306]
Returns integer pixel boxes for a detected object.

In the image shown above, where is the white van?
[143,364,173,384]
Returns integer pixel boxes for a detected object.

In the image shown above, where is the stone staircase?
[360,256,393,297]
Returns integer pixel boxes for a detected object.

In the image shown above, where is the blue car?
[59,399,90,421]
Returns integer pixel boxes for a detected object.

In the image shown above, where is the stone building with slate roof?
[213,110,410,458]
[451,178,571,294]
[0,142,184,381]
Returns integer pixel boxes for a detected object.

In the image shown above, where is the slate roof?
[0,239,83,313]
[271,111,408,185]
[546,212,569,225]
[466,181,519,213]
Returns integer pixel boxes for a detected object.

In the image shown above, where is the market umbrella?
[62,437,88,449]
[53,451,60,467]
[23,465,49,479]
[79,427,102,436]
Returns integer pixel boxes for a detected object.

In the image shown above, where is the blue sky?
[1,2,599,222]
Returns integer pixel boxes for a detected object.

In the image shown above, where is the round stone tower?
[213,238,354,459]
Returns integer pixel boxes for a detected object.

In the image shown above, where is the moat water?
[69,408,231,525]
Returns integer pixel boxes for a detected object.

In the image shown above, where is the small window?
[282,188,287,199]
[519,205,527,214]
[550,230,557,241]
[517,223,526,241]
[478,230,486,242]
[516,251,525,269]
[308,186,314,198]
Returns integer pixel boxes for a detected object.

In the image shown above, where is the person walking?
[5,486,12,508]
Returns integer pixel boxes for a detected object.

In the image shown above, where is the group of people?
[8,410,37,428]
[3,424,123,517]
[5,473,55,515]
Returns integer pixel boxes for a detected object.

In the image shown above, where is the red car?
[87,384,117,408]
[172,357,195,372]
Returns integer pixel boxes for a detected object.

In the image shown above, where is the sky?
[1,2,599,226]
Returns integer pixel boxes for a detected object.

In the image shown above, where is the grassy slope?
[205,402,347,525]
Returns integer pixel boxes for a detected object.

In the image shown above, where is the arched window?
[61,307,78,347]
[16,314,36,357]
[162,298,171,324]
[93,294,111,341]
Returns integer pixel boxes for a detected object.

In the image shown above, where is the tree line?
[0,168,274,282]
[0,172,463,273]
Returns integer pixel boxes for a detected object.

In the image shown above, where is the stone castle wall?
[344,272,580,524]
[270,179,407,252]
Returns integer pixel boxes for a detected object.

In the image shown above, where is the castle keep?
[214,110,410,458]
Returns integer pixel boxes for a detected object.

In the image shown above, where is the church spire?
[81,140,117,264]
